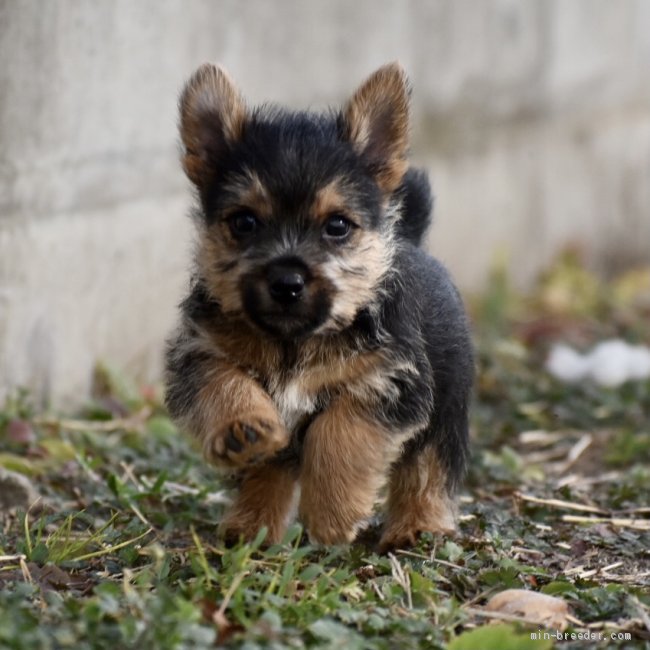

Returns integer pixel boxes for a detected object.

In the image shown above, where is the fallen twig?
[562,515,650,531]
[510,546,545,557]
[516,493,608,515]
[553,434,593,473]
[598,571,650,585]
[556,471,622,489]
[601,562,624,572]
[33,407,152,434]
[74,527,154,562]
[519,430,565,446]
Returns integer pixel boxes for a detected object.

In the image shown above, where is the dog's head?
[179,63,410,339]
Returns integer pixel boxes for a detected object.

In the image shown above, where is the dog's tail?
[394,167,434,247]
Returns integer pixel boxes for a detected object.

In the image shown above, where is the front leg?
[298,396,404,544]
[219,461,298,545]
[165,334,289,469]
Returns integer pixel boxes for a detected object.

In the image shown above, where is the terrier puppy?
[165,62,473,550]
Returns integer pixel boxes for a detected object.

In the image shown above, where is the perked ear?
[179,63,246,187]
[341,63,411,194]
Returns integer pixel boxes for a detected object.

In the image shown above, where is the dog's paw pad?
[226,428,244,453]
[209,415,288,468]
[242,425,258,443]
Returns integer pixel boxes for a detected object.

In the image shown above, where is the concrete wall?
[1,0,650,405]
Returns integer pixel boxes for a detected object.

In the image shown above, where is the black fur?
[198,109,432,246]
[376,245,472,489]
[203,110,383,231]
[394,168,434,246]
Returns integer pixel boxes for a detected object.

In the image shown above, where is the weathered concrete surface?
[0,196,192,404]
[1,0,649,404]
[421,107,650,288]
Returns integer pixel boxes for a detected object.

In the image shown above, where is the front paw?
[306,522,358,546]
[300,508,360,545]
[218,517,265,546]
[378,522,455,554]
[207,415,289,468]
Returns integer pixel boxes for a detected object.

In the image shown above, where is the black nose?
[267,264,306,304]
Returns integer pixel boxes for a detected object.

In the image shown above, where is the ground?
[1,252,649,649]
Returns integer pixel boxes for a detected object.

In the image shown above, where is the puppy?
[165,62,473,550]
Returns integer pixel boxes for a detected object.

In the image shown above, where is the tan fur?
[321,230,393,330]
[379,446,456,552]
[222,170,273,221]
[219,462,298,545]
[196,171,273,315]
[201,320,282,379]
[312,181,358,225]
[297,348,385,395]
[179,63,247,187]
[309,178,397,333]
[189,360,289,468]
[343,62,410,193]
[200,230,390,332]
[196,167,394,333]
[198,303,390,396]
[299,396,406,544]
[214,326,389,397]
[197,232,247,314]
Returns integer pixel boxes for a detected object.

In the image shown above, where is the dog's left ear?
[341,63,411,194]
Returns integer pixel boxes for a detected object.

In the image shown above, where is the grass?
[1,251,649,649]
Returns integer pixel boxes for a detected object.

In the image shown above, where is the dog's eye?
[323,214,353,240]
[228,211,259,238]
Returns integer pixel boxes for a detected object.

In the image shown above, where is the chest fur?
[269,377,319,433]
[265,348,388,433]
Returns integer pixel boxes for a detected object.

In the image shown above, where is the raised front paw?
[207,415,289,468]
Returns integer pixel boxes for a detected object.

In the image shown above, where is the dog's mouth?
[241,280,332,340]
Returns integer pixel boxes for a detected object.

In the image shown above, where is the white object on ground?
[546,339,650,387]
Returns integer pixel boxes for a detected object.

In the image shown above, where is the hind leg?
[379,445,457,552]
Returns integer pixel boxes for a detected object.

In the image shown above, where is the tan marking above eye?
[312,181,361,227]
[222,171,273,220]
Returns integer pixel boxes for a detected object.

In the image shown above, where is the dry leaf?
[485,589,569,630]
[0,562,95,594]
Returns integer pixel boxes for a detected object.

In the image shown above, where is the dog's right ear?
[179,64,246,187]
